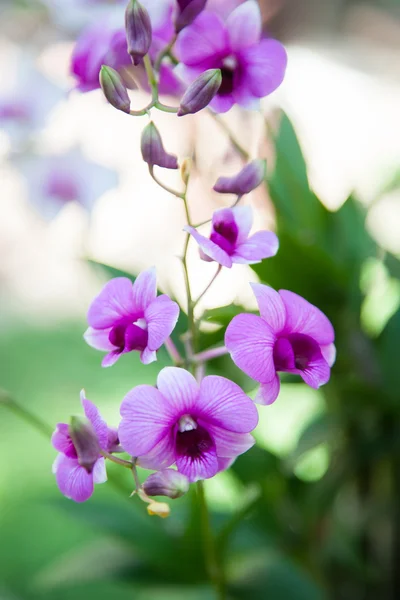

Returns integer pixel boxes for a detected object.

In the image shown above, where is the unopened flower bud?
[69,416,100,473]
[141,121,178,169]
[147,500,171,518]
[125,0,152,66]
[213,159,266,195]
[175,0,207,33]
[177,69,222,117]
[99,66,131,114]
[143,469,190,499]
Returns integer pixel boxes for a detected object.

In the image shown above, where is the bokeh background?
[1,0,400,599]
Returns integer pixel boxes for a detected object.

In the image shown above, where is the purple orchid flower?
[52,390,118,502]
[225,284,336,405]
[15,149,117,220]
[175,0,287,113]
[118,366,258,482]
[84,268,180,367]
[185,206,279,268]
[71,21,131,93]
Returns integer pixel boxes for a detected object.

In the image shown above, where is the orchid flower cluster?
[52,0,336,525]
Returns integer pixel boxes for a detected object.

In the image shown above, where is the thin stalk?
[192,265,222,309]
[210,113,249,161]
[164,336,183,365]
[197,480,226,599]
[154,102,179,114]
[143,54,158,103]
[1,393,53,439]
[191,346,228,364]
[131,458,142,491]
[100,450,133,469]
[149,165,184,199]
[154,34,177,72]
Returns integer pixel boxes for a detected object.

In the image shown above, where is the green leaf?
[87,260,137,282]
[385,252,400,281]
[267,112,327,235]
[377,307,400,403]
[201,304,252,328]
[285,414,339,470]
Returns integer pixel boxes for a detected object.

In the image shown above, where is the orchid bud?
[175,0,207,33]
[213,159,266,195]
[99,66,131,114]
[178,69,222,117]
[143,469,190,499]
[125,0,152,66]
[147,501,171,518]
[141,121,178,169]
[69,416,100,473]
[180,157,192,185]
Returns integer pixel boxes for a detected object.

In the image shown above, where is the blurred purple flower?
[71,21,131,92]
[175,0,287,112]
[119,367,258,482]
[52,390,116,502]
[185,206,278,268]
[84,268,180,367]
[206,0,245,20]
[175,0,208,32]
[213,159,266,194]
[15,150,117,219]
[225,284,336,405]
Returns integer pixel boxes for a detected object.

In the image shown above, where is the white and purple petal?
[84,327,114,351]
[175,12,229,67]
[233,230,279,264]
[279,290,335,345]
[145,295,180,351]
[119,385,174,456]
[87,278,135,330]
[176,447,219,482]
[53,455,95,503]
[254,375,281,405]
[185,226,233,267]
[240,38,287,98]
[80,391,109,450]
[136,433,175,470]
[197,375,258,432]
[206,423,255,457]
[225,0,262,51]
[225,313,276,383]
[52,424,76,458]
[250,283,286,334]
[131,267,157,313]
[156,367,199,415]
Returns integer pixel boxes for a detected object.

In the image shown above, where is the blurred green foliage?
[1,111,400,600]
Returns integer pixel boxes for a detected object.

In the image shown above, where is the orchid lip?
[178,414,197,433]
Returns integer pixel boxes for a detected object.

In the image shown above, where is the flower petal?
[101,350,121,368]
[131,267,157,313]
[197,375,258,432]
[176,447,219,482]
[206,423,255,457]
[140,347,157,364]
[54,455,94,503]
[250,283,286,333]
[92,457,107,484]
[226,0,261,51]
[233,230,279,264]
[225,313,276,383]
[232,206,253,242]
[145,295,180,351]
[83,327,114,351]
[240,38,287,98]
[119,385,174,456]
[185,225,232,267]
[81,391,109,450]
[137,433,175,470]
[254,376,281,405]
[209,93,235,114]
[157,367,199,414]
[300,356,331,389]
[279,290,335,345]
[175,12,229,67]
[87,278,135,329]
[321,343,336,367]
[217,456,236,471]
[52,424,76,458]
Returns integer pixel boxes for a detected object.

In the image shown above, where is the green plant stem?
[100,450,133,469]
[149,165,184,199]
[197,480,226,600]
[154,34,177,72]
[0,392,53,439]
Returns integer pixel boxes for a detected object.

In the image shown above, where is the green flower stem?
[143,54,158,103]
[148,165,184,199]
[0,391,53,439]
[191,346,228,364]
[154,101,179,114]
[164,336,183,365]
[197,480,226,600]
[100,449,133,469]
[153,34,177,72]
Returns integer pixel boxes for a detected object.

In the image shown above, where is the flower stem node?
[125,0,152,66]
[143,469,190,499]
[141,121,179,169]
[147,500,171,518]
[178,69,222,117]
[99,66,131,114]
